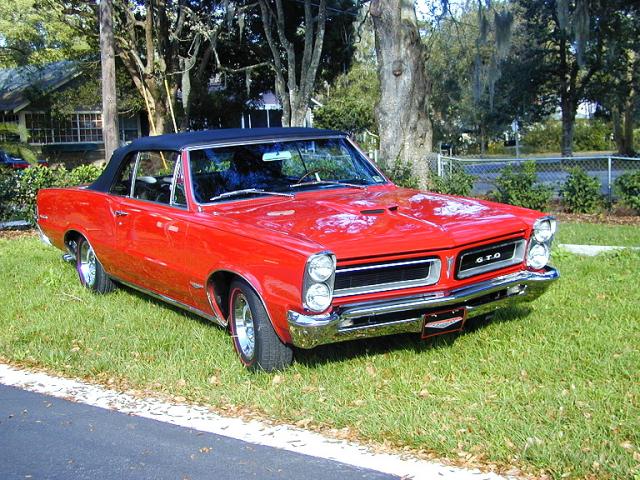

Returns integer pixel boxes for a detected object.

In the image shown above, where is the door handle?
[114,210,129,217]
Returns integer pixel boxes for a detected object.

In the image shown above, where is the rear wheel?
[229,280,293,371]
[76,236,116,294]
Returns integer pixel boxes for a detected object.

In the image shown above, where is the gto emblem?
[476,252,501,264]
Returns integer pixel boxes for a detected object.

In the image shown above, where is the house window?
[77,113,103,142]
[25,112,54,144]
[119,115,139,142]
[23,112,140,145]
[0,112,19,142]
[53,115,78,143]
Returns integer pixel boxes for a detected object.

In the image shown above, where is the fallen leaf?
[295,417,313,428]
[208,375,220,386]
[271,375,283,385]
[177,379,187,387]
[418,389,429,398]
[199,447,211,453]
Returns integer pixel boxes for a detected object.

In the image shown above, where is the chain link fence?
[428,154,640,200]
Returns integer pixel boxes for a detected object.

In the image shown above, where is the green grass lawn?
[556,222,640,247]
[1,236,639,479]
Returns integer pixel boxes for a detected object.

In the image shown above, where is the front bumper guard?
[288,266,559,349]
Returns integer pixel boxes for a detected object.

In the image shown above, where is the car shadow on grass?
[294,306,533,368]
[116,283,227,331]
[116,282,533,369]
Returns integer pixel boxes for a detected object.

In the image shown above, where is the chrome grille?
[456,239,526,279]
[334,257,441,297]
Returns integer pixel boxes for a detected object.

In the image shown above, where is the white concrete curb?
[0,363,512,480]
[558,244,640,256]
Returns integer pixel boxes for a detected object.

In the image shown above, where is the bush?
[574,120,612,152]
[492,160,552,211]
[384,162,420,189]
[0,168,20,221]
[14,166,69,223]
[522,119,612,154]
[429,169,474,196]
[67,164,104,185]
[559,167,603,213]
[0,163,104,223]
[614,171,640,211]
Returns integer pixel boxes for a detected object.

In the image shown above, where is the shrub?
[492,160,552,210]
[559,167,603,213]
[430,169,474,196]
[385,162,420,189]
[574,119,612,152]
[14,166,69,223]
[0,168,20,221]
[522,119,612,154]
[68,164,104,185]
[1,163,106,223]
[614,171,640,211]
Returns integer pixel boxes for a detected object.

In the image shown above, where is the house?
[0,61,144,165]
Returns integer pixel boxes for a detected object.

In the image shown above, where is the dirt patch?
[553,212,640,226]
[0,229,37,240]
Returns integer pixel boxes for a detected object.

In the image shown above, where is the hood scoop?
[360,205,398,215]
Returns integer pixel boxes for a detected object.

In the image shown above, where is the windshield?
[188,137,386,203]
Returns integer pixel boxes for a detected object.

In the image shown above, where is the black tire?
[228,279,293,372]
[75,236,116,294]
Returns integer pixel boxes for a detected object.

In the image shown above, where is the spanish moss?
[494,9,513,60]
[573,0,590,66]
[556,0,570,31]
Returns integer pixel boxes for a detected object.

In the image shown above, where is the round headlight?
[305,282,332,311]
[527,243,549,269]
[308,254,335,282]
[533,219,555,243]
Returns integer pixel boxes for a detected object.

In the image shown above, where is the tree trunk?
[612,104,624,154]
[621,95,636,156]
[100,0,119,162]
[370,0,432,188]
[258,0,326,128]
[560,98,575,157]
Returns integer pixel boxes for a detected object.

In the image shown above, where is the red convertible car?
[37,128,559,371]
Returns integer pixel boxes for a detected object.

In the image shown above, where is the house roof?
[89,127,345,192]
[0,60,80,113]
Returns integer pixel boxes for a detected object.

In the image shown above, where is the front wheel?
[76,236,116,294]
[229,280,293,372]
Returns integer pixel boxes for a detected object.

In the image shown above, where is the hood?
[213,187,533,260]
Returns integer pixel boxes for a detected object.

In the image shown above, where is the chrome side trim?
[333,258,441,298]
[457,239,526,279]
[288,266,559,349]
[114,278,226,328]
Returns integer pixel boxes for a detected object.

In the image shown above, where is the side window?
[132,150,179,204]
[172,159,187,206]
[110,154,136,196]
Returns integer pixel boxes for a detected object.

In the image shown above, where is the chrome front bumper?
[288,266,559,349]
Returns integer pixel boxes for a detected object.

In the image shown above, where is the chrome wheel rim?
[233,292,255,359]
[79,241,97,287]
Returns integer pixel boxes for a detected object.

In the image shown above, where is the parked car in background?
[36,128,559,371]
[0,149,48,169]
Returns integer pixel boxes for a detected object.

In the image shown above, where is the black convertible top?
[90,127,344,192]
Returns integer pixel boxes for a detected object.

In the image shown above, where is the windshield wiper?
[209,188,294,202]
[288,180,367,190]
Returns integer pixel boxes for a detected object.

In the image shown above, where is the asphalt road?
[0,385,397,480]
